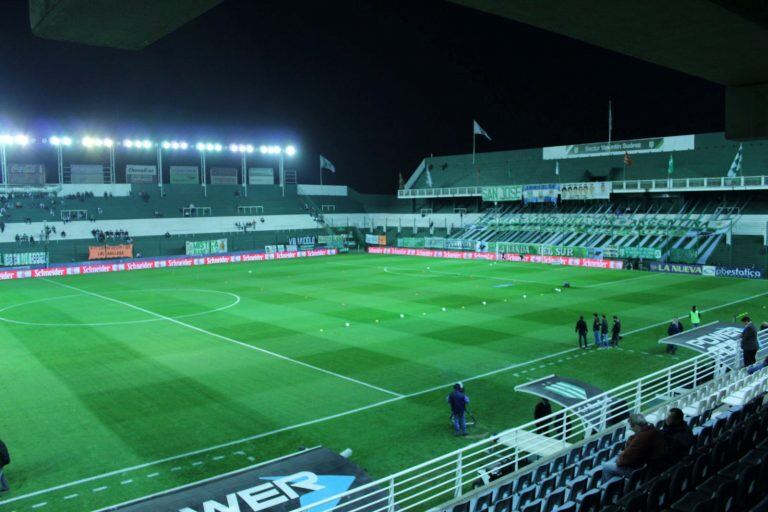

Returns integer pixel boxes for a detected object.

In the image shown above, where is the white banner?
[248,167,274,185]
[125,164,157,184]
[70,164,105,184]
[297,184,348,196]
[560,181,612,200]
[543,135,695,160]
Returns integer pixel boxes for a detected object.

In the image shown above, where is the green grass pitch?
[0,253,766,511]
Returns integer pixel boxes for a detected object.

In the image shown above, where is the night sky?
[0,0,724,192]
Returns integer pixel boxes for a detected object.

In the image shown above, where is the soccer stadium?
[1,2,768,512]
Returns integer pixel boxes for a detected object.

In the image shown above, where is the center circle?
[0,288,241,327]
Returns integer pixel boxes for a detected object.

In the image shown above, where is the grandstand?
[1,129,768,512]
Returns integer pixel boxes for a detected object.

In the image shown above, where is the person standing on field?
[576,315,588,349]
[592,313,601,347]
[666,319,683,354]
[611,315,622,347]
[447,383,470,436]
[689,306,701,329]
[0,438,10,493]
[741,316,759,367]
[600,314,609,347]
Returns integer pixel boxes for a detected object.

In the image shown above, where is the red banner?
[367,247,623,270]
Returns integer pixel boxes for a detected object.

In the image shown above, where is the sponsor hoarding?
[560,182,612,200]
[649,262,702,275]
[368,247,623,269]
[170,166,200,184]
[543,135,695,160]
[523,184,560,204]
[210,167,239,185]
[8,163,46,185]
[709,266,764,280]
[2,252,48,266]
[125,164,157,184]
[365,233,387,245]
[70,164,105,184]
[185,239,228,256]
[88,244,134,260]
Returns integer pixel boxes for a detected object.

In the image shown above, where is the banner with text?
[248,167,274,185]
[481,185,523,202]
[170,165,200,184]
[543,135,695,160]
[71,164,105,184]
[560,182,612,200]
[88,244,133,260]
[125,164,157,184]
[523,184,560,204]
[365,233,387,245]
[8,163,46,185]
[649,262,702,275]
[210,167,239,185]
[1,252,48,267]
[185,238,228,256]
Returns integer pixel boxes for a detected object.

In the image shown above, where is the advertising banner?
[210,167,239,185]
[170,166,200,184]
[8,163,46,185]
[248,167,274,185]
[706,266,765,280]
[616,246,662,260]
[669,247,698,263]
[560,182,612,200]
[397,237,425,248]
[445,239,474,251]
[70,164,105,184]
[2,252,48,267]
[288,236,316,250]
[523,184,560,204]
[649,262,702,275]
[88,244,133,260]
[369,247,623,269]
[109,447,382,512]
[481,185,523,202]
[543,135,695,160]
[424,237,446,249]
[660,322,767,369]
[185,239,228,256]
[491,242,589,258]
[125,164,157,184]
[365,233,387,245]
[317,235,347,245]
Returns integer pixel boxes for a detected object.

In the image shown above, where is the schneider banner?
[543,135,695,160]
[186,239,228,256]
[108,447,384,512]
[88,244,133,260]
[481,185,523,202]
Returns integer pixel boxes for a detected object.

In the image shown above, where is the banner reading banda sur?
[88,244,133,260]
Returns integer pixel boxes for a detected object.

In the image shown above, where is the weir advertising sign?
[104,447,383,512]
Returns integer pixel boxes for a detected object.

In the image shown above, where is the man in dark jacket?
[661,408,694,462]
[447,383,470,436]
[666,319,683,354]
[0,438,9,492]
[602,413,669,482]
[741,316,759,366]
[592,313,601,347]
[534,398,552,434]
[600,314,609,347]
[611,316,622,347]
[575,316,588,349]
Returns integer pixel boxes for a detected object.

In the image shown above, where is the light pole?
[259,144,296,197]
[49,136,73,185]
[229,143,254,197]
[0,134,31,188]
[159,140,189,195]
[81,136,115,184]
[196,142,223,197]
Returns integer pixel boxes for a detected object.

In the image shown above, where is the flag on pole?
[623,151,632,166]
[608,100,613,143]
[555,161,560,176]
[398,172,405,189]
[473,120,491,140]
[727,144,743,177]
[319,155,336,173]
[667,154,674,175]
[425,167,433,187]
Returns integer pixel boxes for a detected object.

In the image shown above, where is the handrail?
[397,175,768,199]
[294,349,740,512]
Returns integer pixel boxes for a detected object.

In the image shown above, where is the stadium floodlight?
[15,134,30,146]
[141,139,152,149]
[1,133,31,146]
[205,143,214,151]
[50,136,61,146]
[213,143,222,152]
[246,144,254,153]
[162,141,171,149]
[123,139,134,148]
[229,143,238,153]
[285,145,297,157]
[196,142,206,151]
[179,141,188,150]
[103,138,114,148]
[259,145,268,154]
[61,136,72,146]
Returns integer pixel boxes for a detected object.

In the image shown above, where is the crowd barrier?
[368,246,624,270]
[0,248,338,281]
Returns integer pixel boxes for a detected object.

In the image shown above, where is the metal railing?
[398,176,768,199]
[294,350,748,512]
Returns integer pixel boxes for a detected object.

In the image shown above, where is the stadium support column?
[200,151,207,197]
[279,153,285,197]
[241,152,247,198]
[156,146,163,195]
[56,144,64,185]
[0,143,7,187]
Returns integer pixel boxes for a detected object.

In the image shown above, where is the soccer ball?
[345,322,350,327]
[400,313,405,318]
[523,295,527,299]
[442,307,447,312]
[482,301,487,305]
[248,270,252,274]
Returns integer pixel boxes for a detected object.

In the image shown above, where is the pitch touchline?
[42,279,403,398]
[3,287,767,507]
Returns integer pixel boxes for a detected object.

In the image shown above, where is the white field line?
[3,287,766,507]
[43,279,402,399]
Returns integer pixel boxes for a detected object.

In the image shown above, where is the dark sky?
[0,0,724,192]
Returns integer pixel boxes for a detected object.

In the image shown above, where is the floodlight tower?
[195,142,223,196]
[259,145,297,197]
[49,136,73,184]
[81,136,115,183]
[0,134,31,187]
[230,144,254,197]
[159,140,189,195]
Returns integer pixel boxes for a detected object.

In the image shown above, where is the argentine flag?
[727,144,743,178]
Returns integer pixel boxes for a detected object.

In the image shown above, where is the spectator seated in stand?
[601,413,669,483]
[661,407,694,462]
